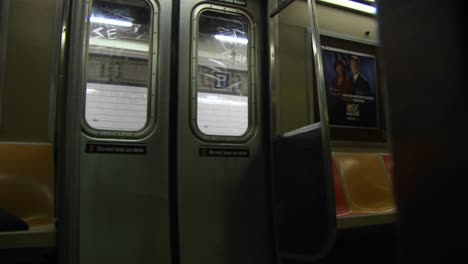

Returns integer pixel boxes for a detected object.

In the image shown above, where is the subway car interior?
[0,0,466,263]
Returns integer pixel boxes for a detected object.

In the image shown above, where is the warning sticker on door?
[199,146,249,157]
[86,143,147,155]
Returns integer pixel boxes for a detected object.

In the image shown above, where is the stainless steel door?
[64,0,173,263]
[177,1,271,264]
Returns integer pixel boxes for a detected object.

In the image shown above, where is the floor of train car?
[325,224,396,264]
[0,225,395,264]
[0,248,55,264]
[281,226,396,264]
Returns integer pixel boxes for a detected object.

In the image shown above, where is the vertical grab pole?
[268,3,281,264]
[306,0,337,259]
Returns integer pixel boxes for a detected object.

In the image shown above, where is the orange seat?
[332,159,350,216]
[334,153,395,214]
[0,143,54,229]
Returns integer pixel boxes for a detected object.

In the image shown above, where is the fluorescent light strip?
[90,16,133,27]
[319,0,377,15]
[214,35,249,45]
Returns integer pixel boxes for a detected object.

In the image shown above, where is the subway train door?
[63,0,172,263]
[177,1,271,264]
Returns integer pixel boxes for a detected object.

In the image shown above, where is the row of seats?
[1,143,392,240]
[332,152,395,217]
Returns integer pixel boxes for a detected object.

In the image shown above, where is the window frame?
[81,0,159,138]
[190,4,257,143]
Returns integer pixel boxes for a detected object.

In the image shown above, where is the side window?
[84,0,156,135]
[193,7,254,139]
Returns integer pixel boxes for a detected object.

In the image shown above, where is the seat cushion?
[0,143,54,228]
[0,208,29,232]
[334,153,395,213]
[332,159,351,216]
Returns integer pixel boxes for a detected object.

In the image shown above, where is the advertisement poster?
[322,46,378,129]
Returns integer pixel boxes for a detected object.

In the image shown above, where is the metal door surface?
[177,1,272,264]
[64,0,173,263]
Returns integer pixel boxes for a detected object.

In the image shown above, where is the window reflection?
[196,10,251,137]
[85,0,153,132]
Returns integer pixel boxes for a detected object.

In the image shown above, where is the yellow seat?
[334,153,395,214]
[0,143,54,228]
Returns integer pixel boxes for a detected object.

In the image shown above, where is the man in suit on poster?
[350,55,370,95]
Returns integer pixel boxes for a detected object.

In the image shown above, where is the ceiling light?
[318,0,377,15]
[90,16,133,27]
[214,34,248,45]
